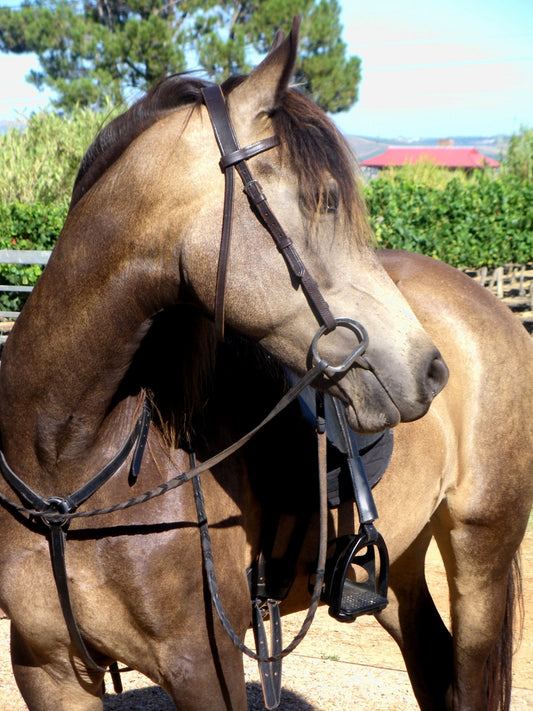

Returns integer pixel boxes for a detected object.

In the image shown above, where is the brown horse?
[236,249,533,711]
[0,18,448,711]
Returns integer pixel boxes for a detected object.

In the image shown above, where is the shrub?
[501,126,533,182]
[365,170,533,268]
[0,201,68,312]
[0,103,119,205]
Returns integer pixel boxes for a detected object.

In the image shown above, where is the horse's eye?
[323,190,339,214]
[300,187,339,216]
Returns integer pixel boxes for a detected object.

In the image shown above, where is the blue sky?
[336,0,533,138]
[0,0,531,138]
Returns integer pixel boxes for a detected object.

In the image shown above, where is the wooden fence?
[464,263,533,334]
[0,250,50,343]
[0,249,50,318]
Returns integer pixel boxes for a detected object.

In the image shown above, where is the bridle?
[0,82,372,700]
[202,83,337,342]
[201,83,370,375]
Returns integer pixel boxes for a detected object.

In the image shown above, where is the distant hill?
[346,135,508,164]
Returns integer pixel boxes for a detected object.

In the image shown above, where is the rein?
[0,361,328,524]
[0,360,333,700]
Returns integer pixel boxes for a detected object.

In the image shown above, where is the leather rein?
[0,83,370,691]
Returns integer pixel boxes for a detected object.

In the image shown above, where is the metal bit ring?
[311,318,369,377]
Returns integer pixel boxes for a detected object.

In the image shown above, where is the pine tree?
[0,0,361,114]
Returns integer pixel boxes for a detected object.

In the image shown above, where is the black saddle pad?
[294,384,393,491]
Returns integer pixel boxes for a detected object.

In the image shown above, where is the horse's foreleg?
[164,653,247,711]
[10,623,105,711]
[376,524,454,711]
[434,515,518,711]
[157,560,249,711]
[161,632,248,711]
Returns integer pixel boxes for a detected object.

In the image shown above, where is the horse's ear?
[267,29,287,55]
[228,15,300,125]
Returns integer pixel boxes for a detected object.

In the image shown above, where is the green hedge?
[0,201,68,312]
[0,106,117,205]
[365,172,533,268]
[0,170,532,313]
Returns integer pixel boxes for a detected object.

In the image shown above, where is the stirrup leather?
[322,523,389,623]
[252,598,282,710]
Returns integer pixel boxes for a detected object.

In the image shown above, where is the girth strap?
[202,84,336,340]
[252,598,282,709]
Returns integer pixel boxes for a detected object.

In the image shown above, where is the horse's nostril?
[426,354,449,399]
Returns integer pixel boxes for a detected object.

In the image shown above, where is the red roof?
[360,146,499,169]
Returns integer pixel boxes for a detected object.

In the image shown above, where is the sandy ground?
[0,532,531,710]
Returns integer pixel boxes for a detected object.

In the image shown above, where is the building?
[360,146,499,172]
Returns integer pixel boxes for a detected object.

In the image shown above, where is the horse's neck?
[0,237,170,473]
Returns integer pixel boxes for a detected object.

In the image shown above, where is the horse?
[0,17,449,711]
[233,249,533,711]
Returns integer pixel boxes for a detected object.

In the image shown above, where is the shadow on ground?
[104,682,316,710]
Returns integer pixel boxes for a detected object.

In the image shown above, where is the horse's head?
[177,17,447,432]
[63,17,447,435]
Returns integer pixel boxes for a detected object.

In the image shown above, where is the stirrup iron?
[323,523,389,622]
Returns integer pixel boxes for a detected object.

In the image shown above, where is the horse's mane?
[71,73,372,244]
[70,75,210,209]
[117,305,285,452]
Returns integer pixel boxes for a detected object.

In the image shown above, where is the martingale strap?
[0,401,151,681]
[202,84,336,340]
[0,400,151,516]
[192,415,329,710]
